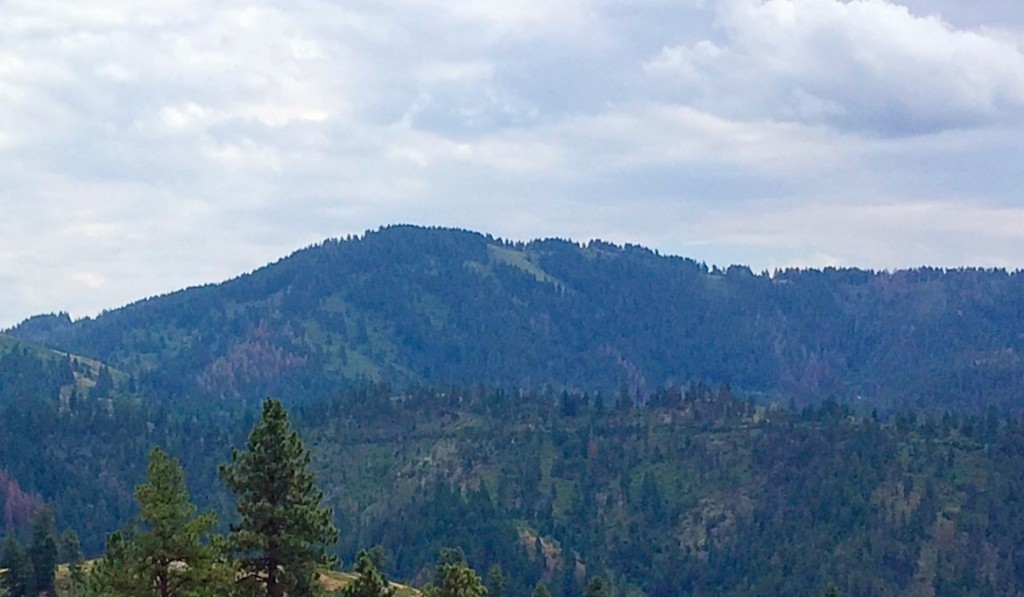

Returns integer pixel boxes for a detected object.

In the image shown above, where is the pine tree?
[338,550,396,597]
[85,449,228,597]
[529,582,551,597]
[424,548,487,597]
[134,447,223,597]
[1,533,35,597]
[220,398,338,597]
[58,530,85,596]
[93,366,115,399]
[29,508,58,596]
[86,531,148,596]
[484,564,506,597]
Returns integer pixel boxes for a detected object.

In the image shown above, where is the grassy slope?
[0,331,127,394]
[52,563,422,596]
[321,570,422,596]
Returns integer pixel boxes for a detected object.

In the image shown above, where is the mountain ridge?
[7,224,1024,412]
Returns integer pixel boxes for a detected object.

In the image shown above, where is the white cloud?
[558,103,850,172]
[1,0,1024,327]
[646,0,1024,134]
[687,200,1024,269]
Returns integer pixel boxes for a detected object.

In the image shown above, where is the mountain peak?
[7,227,1023,412]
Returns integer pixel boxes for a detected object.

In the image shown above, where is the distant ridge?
[9,224,1024,412]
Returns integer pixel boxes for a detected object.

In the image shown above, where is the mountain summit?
[9,225,1024,411]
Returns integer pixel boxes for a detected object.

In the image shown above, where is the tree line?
[11,225,1024,415]
[10,349,1024,595]
[2,398,601,597]
[3,399,339,596]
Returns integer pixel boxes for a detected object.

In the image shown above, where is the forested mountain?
[8,225,1024,413]
[4,225,1024,595]
[305,385,1024,596]
[0,336,233,555]
[5,371,1024,595]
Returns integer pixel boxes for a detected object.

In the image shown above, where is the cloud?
[1,0,1024,327]
[686,200,1024,269]
[645,0,1024,134]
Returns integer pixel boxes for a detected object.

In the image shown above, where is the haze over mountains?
[7,225,1024,413]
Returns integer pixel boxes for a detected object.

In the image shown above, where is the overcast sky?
[2,0,1024,327]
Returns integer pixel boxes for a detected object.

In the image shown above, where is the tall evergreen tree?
[220,398,338,597]
[134,447,223,597]
[86,531,148,596]
[484,564,506,597]
[338,550,396,597]
[58,529,85,596]
[85,449,228,597]
[29,508,58,596]
[424,548,487,597]
[1,534,35,597]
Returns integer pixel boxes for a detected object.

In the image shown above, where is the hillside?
[302,384,1024,596]
[0,332,117,395]
[4,225,1024,594]
[8,225,1024,413]
[49,564,423,596]
[8,381,1024,595]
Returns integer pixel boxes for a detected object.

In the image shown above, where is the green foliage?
[10,226,1024,596]
[483,565,505,597]
[14,375,1024,595]
[220,398,338,597]
[133,448,223,596]
[1,533,35,597]
[529,583,551,597]
[12,226,1024,415]
[29,508,58,596]
[84,449,227,597]
[58,529,85,595]
[338,550,396,597]
[85,531,147,596]
[423,549,487,597]
[583,577,612,597]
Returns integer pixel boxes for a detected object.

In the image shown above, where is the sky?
[2,0,1024,327]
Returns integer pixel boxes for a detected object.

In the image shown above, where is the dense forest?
[3,226,1024,595]
[4,339,1024,595]
[9,225,1024,414]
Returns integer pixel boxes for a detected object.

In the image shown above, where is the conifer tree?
[1,533,35,597]
[86,449,226,597]
[220,398,338,597]
[483,564,506,597]
[424,548,487,597]
[134,447,222,597]
[29,508,58,596]
[529,583,551,597]
[86,531,148,596]
[338,550,396,597]
[58,529,85,596]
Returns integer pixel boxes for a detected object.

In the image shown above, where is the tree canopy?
[220,398,338,597]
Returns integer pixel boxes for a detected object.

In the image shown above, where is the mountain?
[5,221,1024,594]
[9,225,1024,413]
[9,379,1024,596]
[297,384,1024,596]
